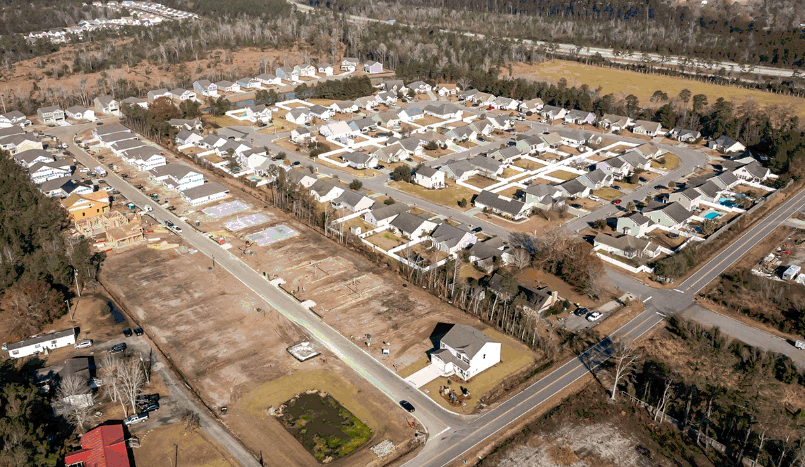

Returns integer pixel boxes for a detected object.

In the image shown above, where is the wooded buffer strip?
[0,153,100,339]
[321,0,805,69]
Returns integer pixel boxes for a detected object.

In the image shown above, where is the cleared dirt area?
[510,59,805,119]
[100,245,415,466]
[134,423,236,467]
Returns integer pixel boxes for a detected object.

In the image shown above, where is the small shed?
[783,264,801,281]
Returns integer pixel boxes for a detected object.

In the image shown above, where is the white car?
[74,339,93,349]
[586,311,603,322]
[124,412,149,426]
[588,195,601,202]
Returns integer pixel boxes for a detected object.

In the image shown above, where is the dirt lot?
[134,423,237,467]
[100,245,415,466]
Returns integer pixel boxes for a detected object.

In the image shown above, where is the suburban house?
[436,83,459,96]
[382,80,406,93]
[363,202,409,227]
[40,176,93,198]
[733,160,771,182]
[254,73,282,86]
[539,105,567,121]
[170,88,196,101]
[373,110,401,127]
[407,80,431,94]
[0,110,30,127]
[168,118,201,131]
[319,121,357,139]
[364,61,383,74]
[355,96,377,111]
[239,104,272,123]
[308,104,333,121]
[372,144,408,163]
[474,190,530,220]
[0,125,24,141]
[645,202,693,229]
[150,163,204,191]
[598,114,632,132]
[290,127,313,144]
[489,146,523,164]
[310,179,345,202]
[0,134,44,154]
[557,178,591,199]
[331,189,375,212]
[14,148,54,168]
[29,160,72,184]
[469,155,504,177]
[398,107,424,122]
[121,96,148,109]
[294,63,316,77]
[445,125,477,142]
[633,143,664,159]
[125,146,167,171]
[430,223,476,255]
[64,105,95,120]
[93,95,120,115]
[710,135,746,153]
[616,212,654,237]
[287,168,318,188]
[430,324,501,381]
[5,328,76,358]
[669,186,706,211]
[192,79,217,97]
[37,106,66,124]
[491,96,519,111]
[146,89,171,103]
[391,136,425,156]
[514,134,545,154]
[413,165,446,189]
[286,108,311,125]
[631,120,663,137]
[276,66,299,81]
[388,212,437,241]
[488,274,559,313]
[341,151,378,169]
[109,137,146,155]
[423,103,462,120]
[524,183,565,210]
[341,57,360,72]
[468,238,507,272]
[62,192,110,220]
[440,159,479,182]
[469,119,494,137]
[519,98,544,113]
[670,127,701,142]
[564,109,596,125]
[64,424,132,467]
[318,62,334,76]
[594,233,661,260]
[375,91,397,106]
[331,100,358,114]
[458,88,480,102]
[215,80,240,93]
[578,169,614,190]
[557,129,593,148]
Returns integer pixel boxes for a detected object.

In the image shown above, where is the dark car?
[123,328,133,337]
[140,402,160,413]
[292,161,301,166]
[108,343,127,354]
[165,220,174,227]
[574,307,588,317]
[400,400,415,412]
[133,327,144,336]
[136,393,160,404]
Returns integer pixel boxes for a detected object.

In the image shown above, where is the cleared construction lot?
[101,245,416,467]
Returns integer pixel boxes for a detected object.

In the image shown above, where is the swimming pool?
[703,211,721,220]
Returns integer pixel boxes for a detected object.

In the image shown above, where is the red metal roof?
[65,424,131,467]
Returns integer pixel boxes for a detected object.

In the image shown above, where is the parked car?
[124,412,149,426]
[136,393,160,404]
[74,339,93,349]
[588,195,601,202]
[108,343,127,354]
[168,225,182,233]
[612,199,622,205]
[573,307,588,317]
[123,328,133,337]
[133,327,144,336]
[586,311,603,322]
[140,402,160,413]
[399,400,415,412]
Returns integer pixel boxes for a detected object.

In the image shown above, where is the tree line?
[293,76,374,100]
[0,153,101,339]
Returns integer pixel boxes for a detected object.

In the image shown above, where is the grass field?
[653,153,681,171]
[133,423,235,467]
[545,170,578,181]
[514,60,805,119]
[389,180,476,210]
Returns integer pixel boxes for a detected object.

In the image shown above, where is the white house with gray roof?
[5,328,76,359]
[474,190,530,220]
[388,212,437,241]
[431,324,501,380]
[430,223,476,255]
[364,202,409,227]
[414,165,446,189]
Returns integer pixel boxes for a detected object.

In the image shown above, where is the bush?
[349,179,363,190]
[391,165,412,183]
[457,198,467,208]
[275,151,286,160]
[423,141,439,151]
[592,219,606,230]
[384,197,395,205]
[653,248,697,277]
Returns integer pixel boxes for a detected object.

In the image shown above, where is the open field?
[511,59,805,119]
[544,170,578,181]
[134,423,236,467]
[388,180,476,211]
[652,152,681,170]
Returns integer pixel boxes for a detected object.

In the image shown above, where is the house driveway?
[405,363,442,388]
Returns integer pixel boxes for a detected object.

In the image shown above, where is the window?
[11,350,18,355]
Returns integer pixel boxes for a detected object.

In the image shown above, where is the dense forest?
[315,0,805,68]
[0,0,126,35]
[0,154,101,339]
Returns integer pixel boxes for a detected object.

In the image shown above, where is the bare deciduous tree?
[118,357,146,416]
[511,248,531,269]
[610,338,640,401]
[53,375,96,433]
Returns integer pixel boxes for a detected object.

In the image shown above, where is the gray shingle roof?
[440,324,497,360]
